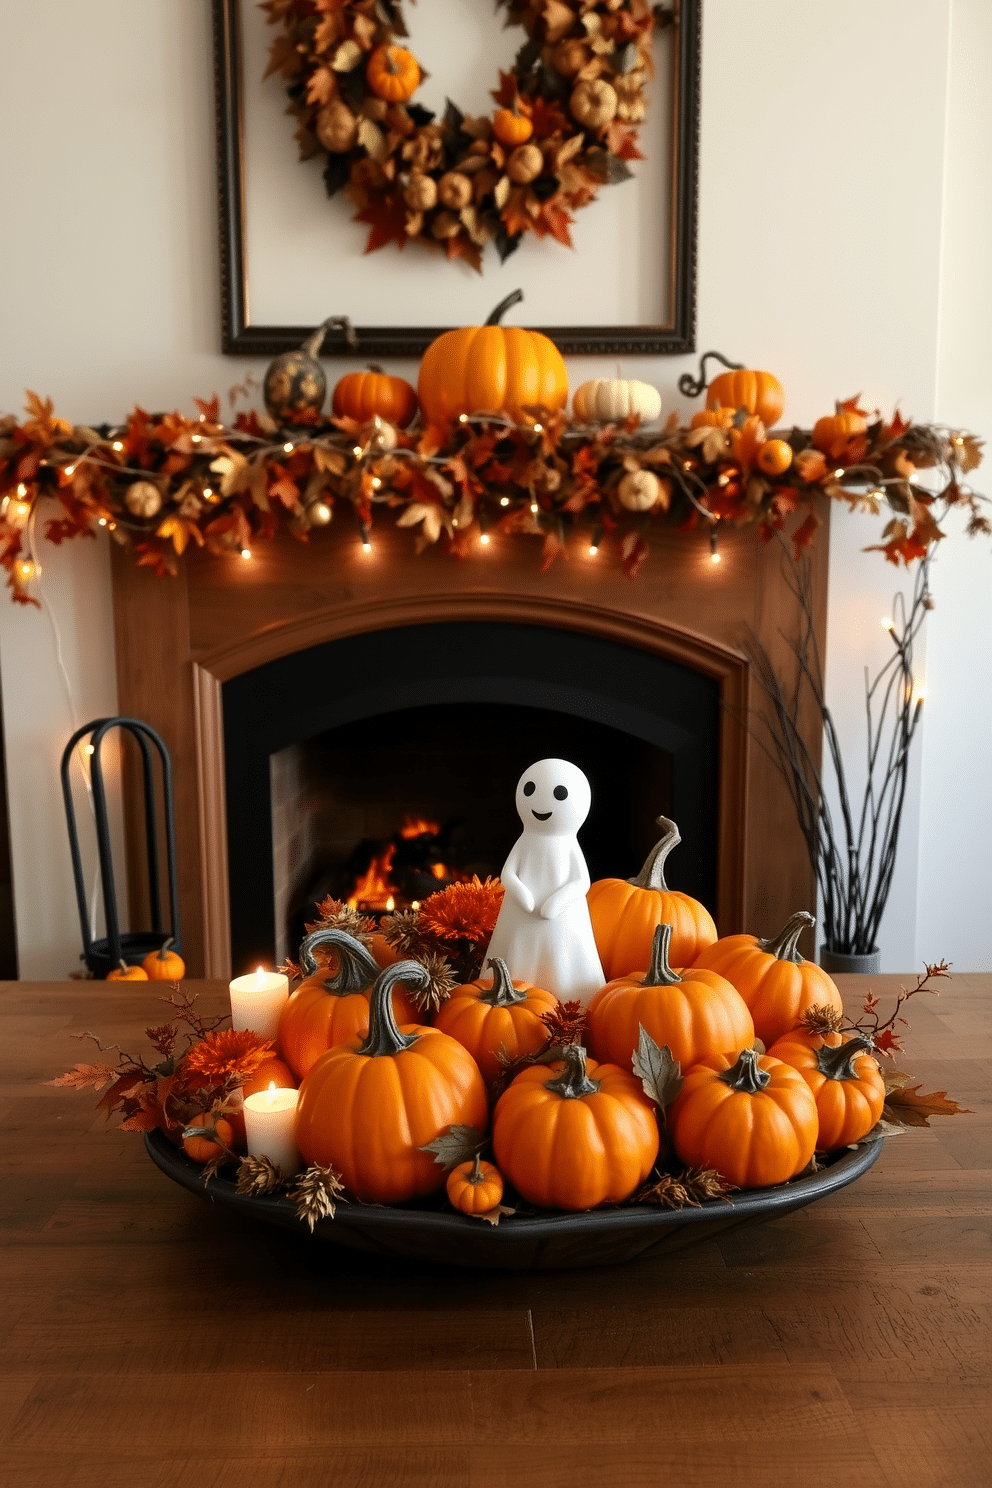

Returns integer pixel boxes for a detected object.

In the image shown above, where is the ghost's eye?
[522,781,536,797]
[553,785,568,801]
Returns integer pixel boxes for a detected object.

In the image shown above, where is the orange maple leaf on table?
[46,1061,120,1093]
[884,1085,972,1126]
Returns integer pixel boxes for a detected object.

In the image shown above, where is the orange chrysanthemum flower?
[418,876,504,944]
[179,1028,274,1089]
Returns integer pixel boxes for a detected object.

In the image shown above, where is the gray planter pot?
[819,946,882,975]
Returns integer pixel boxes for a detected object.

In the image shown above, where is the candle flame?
[266,1080,277,1104]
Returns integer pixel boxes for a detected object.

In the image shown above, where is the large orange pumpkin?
[767,1028,885,1149]
[277,927,420,1081]
[707,369,785,427]
[586,923,754,1075]
[492,1044,659,1209]
[295,960,488,1203]
[332,365,418,428]
[432,956,558,1085]
[692,910,844,1047]
[417,289,567,429]
[668,1047,819,1189]
[586,815,717,977]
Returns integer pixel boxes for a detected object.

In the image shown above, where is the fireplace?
[110,515,828,978]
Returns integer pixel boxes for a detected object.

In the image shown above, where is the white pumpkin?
[124,480,163,519]
[617,469,661,512]
[572,379,662,425]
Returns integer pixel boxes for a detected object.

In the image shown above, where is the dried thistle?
[634,1166,737,1208]
[407,952,457,1014]
[539,999,586,1047]
[236,1154,291,1197]
[305,895,374,944]
[800,1004,845,1036]
[290,1162,347,1232]
[380,908,430,957]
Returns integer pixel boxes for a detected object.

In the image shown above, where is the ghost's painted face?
[514,759,592,835]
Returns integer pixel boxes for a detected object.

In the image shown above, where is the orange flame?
[400,816,441,839]
[347,843,397,912]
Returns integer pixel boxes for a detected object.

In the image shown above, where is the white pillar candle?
[243,1083,301,1176]
[229,967,289,1038]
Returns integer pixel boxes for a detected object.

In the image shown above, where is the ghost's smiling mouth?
[532,809,552,821]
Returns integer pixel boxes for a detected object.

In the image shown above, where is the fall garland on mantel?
[0,386,985,604]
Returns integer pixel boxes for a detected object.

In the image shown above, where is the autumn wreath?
[262,0,662,269]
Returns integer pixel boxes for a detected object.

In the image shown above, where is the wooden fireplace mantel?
[111,516,828,977]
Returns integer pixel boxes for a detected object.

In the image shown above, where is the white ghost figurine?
[486,759,605,1006]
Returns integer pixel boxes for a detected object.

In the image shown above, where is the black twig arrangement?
[748,550,929,958]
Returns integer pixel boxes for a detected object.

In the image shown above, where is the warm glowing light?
[533,423,543,433]
[65,465,76,476]
[266,1080,278,1104]
[83,744,95,756]
[710,550,722,564]
[385,896,395,912]
[97,517,107,526]
[588,544,599,556]
[347,843,397,911]
[108,521,116,531]
[16,483,27,497]
[431,863,446,880]
[881,616,894,631]
[480,532,491,546]
[255,966,266,982]
[913,687,927,707]
[203,487,213,498]
[401,817,440,838]
[240,547,252,560]
[500,496,510,506]
[411,900,420,911]
[283,441,293,453]
[459,414,469,424]
[834,468,845,479]
[953,435,964,446]
[353,445,363,457]
[362,540,372,553]
[717,473,730,486]
[311,501,331,524]
[112,440,124,452]
[371,476,381,489]
[530,501,539,514]
[191,434,202,444]
[7,499,31,527]
[16,560,36,580]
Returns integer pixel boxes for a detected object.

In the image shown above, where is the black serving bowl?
[145,1130,882,1271]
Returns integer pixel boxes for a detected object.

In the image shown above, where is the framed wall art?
[213,0,700,359]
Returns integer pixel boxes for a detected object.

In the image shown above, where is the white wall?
[1,0,988,976]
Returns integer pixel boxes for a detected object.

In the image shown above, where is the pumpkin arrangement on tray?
[49,808,965,1238]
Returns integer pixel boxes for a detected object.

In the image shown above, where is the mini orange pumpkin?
[295,961,489,1203]
[182,1115,235,1165]
[366,44,420,103]
[417,289,567,429]
[692,910,844,1048]
[586,816,717,977]
[432,956,558,1085]
[811,410,868,460]
[707,369,785,427]
[277,927,420,1081]
[586,923,754,1075]
[493,106,533,146]
[106,960,148,981]
[668,1047,819,1188]
[766,1029,885,1149]
[446,1155,505,1215]
[756,438,793,475]
[142,937,185,981]
[332,365,418,428]
[492,1044,659,1210]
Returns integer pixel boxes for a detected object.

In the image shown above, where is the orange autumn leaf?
[794,448,828,483]
[729,415,767,474]
[156,516,205,555]
[791,511,821,557]
[883,1084,972,1126]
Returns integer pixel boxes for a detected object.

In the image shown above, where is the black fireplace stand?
[61,716,182,978]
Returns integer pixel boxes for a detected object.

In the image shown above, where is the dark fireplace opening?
[223,620,721,974]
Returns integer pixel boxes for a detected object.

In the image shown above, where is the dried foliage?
[1,390,982,602]
[631,1026,683,1109]
[634,1167,737,1208]
[407,951,458,1013]
[304,896,375,944]
[846,960,952,1057]
[381,877,504,982]
[262,0,660,270]
[180,1029,275,1090]
[236,1154,292,1197]
[799,1004,846,1036]
[419,1124,487,1171]
[290,1162,347,1231]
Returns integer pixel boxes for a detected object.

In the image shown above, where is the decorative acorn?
[263,316,358,424]
[124,480,162,519]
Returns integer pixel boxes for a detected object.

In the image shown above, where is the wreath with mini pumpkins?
[263,0,663,270]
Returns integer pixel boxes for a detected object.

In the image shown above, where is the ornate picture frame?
[212,0,700,358]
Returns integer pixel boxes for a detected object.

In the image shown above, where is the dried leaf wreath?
[263,0,664,269]
[1,388,985,604]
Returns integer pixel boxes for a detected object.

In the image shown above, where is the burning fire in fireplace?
[346,815,468,914]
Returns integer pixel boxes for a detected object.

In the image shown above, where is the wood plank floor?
[1,974,989,1487]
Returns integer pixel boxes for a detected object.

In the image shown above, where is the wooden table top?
[2,974,989,1487]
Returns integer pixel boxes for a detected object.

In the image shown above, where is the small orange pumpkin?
[332,365,418,428]
[692,910,844,1048]
[493,106,533,147]
[417,289,567,429]
[586,816,718,977]
[669,1047,819,1189]
[295,961,489,1203]
[446,1155,505,1215]
[142,937,185,981]
[182,1115,235,1165]
[811,410,868,460]
[586,923,754,1076]
[433,956,558,1085]
[707,369,785,427]
[766,1029,885,1149]
[366,44,419,103]
[106,959,148,981]
[756,438,793,475]
[492,1044,659,1210]
[689,407,735,430]
[277,927,420,1080]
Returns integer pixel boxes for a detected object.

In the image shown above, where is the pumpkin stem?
[157,937,175,962]
[641,923,682,987]
[298,926,380,997]
[544,1044,600,1100]
[485,289,524,326]
[815,1035,875,1081]
[627,815,680,891]
[300,315,358,360]
[677,349,746,400]
[757,910,815,963]
[356,961,427,1058]
[366,363,386,375]
[718,1047,771,1095]
[478,957,527,1007]
[468,1153,484,1183]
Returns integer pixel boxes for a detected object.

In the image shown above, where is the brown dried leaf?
[884,1086,972,1127]
[419,1124,486,1171]
[631,1026,682,1109]
[468,1203,516,1226]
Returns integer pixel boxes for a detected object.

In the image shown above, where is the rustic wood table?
[2,974,989,1487]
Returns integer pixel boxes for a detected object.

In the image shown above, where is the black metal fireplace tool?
[61,716,182,978]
